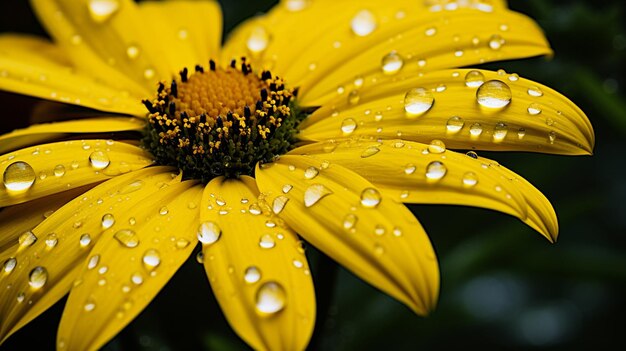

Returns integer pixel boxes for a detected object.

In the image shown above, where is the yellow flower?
[0,0,593,350]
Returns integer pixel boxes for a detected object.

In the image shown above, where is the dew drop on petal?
[341,118,357,135]
[53,165,66,177]
[404,164,416,175]
[126,45,140,60]
[176,238,190,249]
[374,225,386,236]
[18,231,37,248]
[247,26,270,54]
[259,234,276,249]
[381,52,404,75]
[527,103,542,115]
[272,196,289,214]
[446,116,465,133]
[477,80,512,109]
[466,151,479,159]
[28,266,48,289]
[3,257,17,273]
[3,161,36,193]
[470,123,483,137]
[89,151,110,170]
[343,214,358,230]
[303,184,333,207]
[244,266,262,284]
[428,140,446,154]
[142,249,161,270]
[304,166,319,180]
[464,70,485,88]
[79,233,92,247]
[114,229,140,248]
[255,281,286,315]
[282,184,293,193]
[426,161,447,181]
[361,146,380,158]
[45,233,58,248]
[404,88,434,116]
[88,0,120,24]
[101,213,115,229]
[351,9,377,37]
[87,255,100,269]
[549,131,557,144]
[527,86,544,97]
[493,122,508,142]
[360,188,381,208]
[488,34,504,50]
[84,299,96,312]
[131,272,143,285]
[462,172,479,187]
[517,128,527,139]
[348,90,360,105]
[197,221,221,245]
[284,0,309,11]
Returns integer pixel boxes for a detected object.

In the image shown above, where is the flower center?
[142,59,303,182]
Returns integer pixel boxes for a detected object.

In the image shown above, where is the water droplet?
[197,221,221,245]
[548,131,557,144]
[176,238,190,249]
[244,266,261,284]
[404,88,434,116]
[493,122,508,142]
[142,249,161,270]
[249,203,262,215]
[462,172,479,187]
[98,266,108,275]
[272,196,289,214]
[101,213,115,229]
[341,118,357,135]
[53,164,66,177]
[79,233,92,247]
[3,161,36,193]
[425,27,437,36]
[354,76,364,88]
[114,229,139,248]
[446,116,465,133]
[527,103,542,115]
[131,272,143,285]
[3,257,16,273]
[28,266,48,289]
[546,118,555,126]
[18,231,37,248]
[464,70,485,88]
[343,214,358,230]
[88,0,120,24]
[476,80,512,109]
[374,225,386,236]
[304,166,319,180]
[360,188,381,208]
[120,180,144,194]
[282,184,293,193]
[374,244,385,256]
[426,161,447,181]
[85,256,99,271]
[126,45,140,60]
[247,26,269,54]
[45,233,58,248]
[466,151,479,159]
[89,151,110,170]
[196,252,204,264]
[143,68,155,80]
[84,299,96,312]
[351,9,377,37]
[259,234,276,249]
[508,73,519,82]
[159,206,169,215]
[361,146,380,158]
[381,52,404,75]
[517,128,526,139]
[428,140,446,154]
[304,184,333,207]
[348,90,360,105]
[488,34,504,50]
[293,259,304,269]
[17,292,25,303]
[527,86,544,97]
[470,123,483,137]
[404,164,416,175]
[255,281,286,315]
[393,227,403,237]
[284,0,309,11]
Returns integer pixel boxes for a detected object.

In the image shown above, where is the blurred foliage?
[0,0,625,350]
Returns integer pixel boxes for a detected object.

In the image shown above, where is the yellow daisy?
[0,0,594,350]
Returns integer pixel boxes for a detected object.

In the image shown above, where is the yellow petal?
[255,155,439,315]
[0,166,179,343]
[299,69,594,155]
[0,186,94,263]
[138,0,222,69]
[0,117,145,154]
[1,140,153,207]
[0,34,147,115]
[223,1,549,106]
[292,139,557,241]
[57,182,202,351]
[31,0,174,90]
[201,176,315,351]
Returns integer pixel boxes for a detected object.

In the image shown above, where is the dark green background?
[0,1,624,350]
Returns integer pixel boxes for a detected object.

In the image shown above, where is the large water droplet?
[465,70,485,88]
[53,164,66,177]
[268,194,289,214]
[462,172,479,187]
[3,161,36,193]
[89,151,110,170]
[476,80,512,109]
[404,88,434,116]
[351,9,377,37]
[197,221,221,245]
[18,231,37,248]
[29,266,48,289]
[259,234,276,249]
[244,266,261,284]
[255,281,286,315]
[142,249,161,270]
[360,188,381,208]
[446,116,465,133]
[426,161,447,181]
[381,52,404,75]
[470,123,483,137]
[247,26,270,54]
[303,184,333,207]
[114,229,139,248]
[304,166,319,180]
[341,118,357,135]
[3,257,17,273]
[88,0,120,24]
